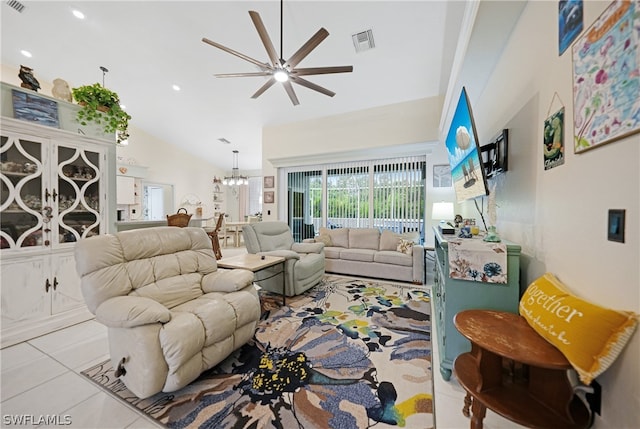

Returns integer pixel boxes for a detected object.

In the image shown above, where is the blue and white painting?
[559,0,584,55]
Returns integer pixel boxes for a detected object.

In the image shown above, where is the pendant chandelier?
[222,150,248,186]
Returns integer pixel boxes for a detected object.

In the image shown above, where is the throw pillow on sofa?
[396,239,414,255]
[519,273,638,384]
[315,233,332,246]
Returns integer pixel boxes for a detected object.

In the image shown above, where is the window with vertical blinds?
[283,156,425,242]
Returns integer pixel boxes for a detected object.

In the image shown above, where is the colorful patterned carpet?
[81,275,433,429]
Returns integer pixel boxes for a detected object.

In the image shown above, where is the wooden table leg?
[470,396,487,429]
[463,392,472,417]
[281,261,286,306]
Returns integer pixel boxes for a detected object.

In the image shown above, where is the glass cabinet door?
[56,144,102,244]
[1,134,45,250]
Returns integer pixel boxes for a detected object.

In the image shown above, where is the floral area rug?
[81,275,433,429]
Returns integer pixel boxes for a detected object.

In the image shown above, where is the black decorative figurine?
[18,65,40,92]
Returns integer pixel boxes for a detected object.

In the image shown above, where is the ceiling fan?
[202,0,353,106]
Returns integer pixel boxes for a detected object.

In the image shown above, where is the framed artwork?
[543,108,565,170]
[432,165,452,188]
[12,89,60,128]
[559,0,583,55]
[263,175,274,188]
[263,191,274,204]
[572,0,640,153]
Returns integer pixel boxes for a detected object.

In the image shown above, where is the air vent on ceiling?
[352,29,375,53]
[6,0,25,13]
[218,138,231,144]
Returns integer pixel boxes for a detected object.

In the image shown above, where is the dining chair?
[225,220,244,247]
[203,213,225,259]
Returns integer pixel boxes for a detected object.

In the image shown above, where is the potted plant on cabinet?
[71,83,131,144]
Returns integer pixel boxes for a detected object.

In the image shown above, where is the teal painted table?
[432,227,521,380]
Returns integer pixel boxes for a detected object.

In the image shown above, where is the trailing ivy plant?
[72,83,131,143]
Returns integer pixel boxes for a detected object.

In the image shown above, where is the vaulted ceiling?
[1,1,468,171]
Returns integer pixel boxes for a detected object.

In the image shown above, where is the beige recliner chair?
[74,226,261,399]
[242,221,325,297]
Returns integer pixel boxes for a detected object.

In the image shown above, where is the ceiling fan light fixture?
[202,0,353,105]
[274,69,289,82]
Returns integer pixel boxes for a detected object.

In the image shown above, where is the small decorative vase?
[483,226,501,242]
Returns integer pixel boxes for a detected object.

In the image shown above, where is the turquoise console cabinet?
[433,227,521,380]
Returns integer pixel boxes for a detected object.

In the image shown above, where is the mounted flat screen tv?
[444,87,490,203]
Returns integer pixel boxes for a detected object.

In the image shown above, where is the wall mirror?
[141,181,174,220]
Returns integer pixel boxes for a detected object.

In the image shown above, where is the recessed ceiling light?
[172,84,181,91]
[72,9,85,20]
[20,50,32,58]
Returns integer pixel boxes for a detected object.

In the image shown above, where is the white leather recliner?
[74,226,261,399]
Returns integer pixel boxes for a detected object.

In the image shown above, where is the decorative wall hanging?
[263,191,274,204]
[543,92,566,170]
[263,176,274,189]
[572,0,640,153]
[559,0,583,55]
[432,165,452,188]
[544,108,565,170]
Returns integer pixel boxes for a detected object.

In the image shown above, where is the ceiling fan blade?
[251,77,277,99]
[215,71,273,78]
[282,81,300,106]
[291,66,353,76]
[248,11,280,68]
[285,28,329,69]
[290,76,335,97]
[202,37,270,70]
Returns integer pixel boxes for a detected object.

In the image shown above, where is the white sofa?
[74,226,261,399]
[306,227,424,284]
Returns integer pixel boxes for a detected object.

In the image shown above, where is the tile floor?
[1,245,525,429]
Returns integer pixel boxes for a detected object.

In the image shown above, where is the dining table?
[224,221,249,247]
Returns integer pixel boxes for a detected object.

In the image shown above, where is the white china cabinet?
[1,116,116,347]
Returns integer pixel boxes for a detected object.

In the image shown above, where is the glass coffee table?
[217,253,286,304]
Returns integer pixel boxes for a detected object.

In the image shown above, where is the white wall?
[456,2,639,426]
[262,96,447,222]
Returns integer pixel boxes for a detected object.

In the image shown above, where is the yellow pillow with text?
[519,273,638,385]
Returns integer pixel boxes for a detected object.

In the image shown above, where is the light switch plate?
[607,209,625,243]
